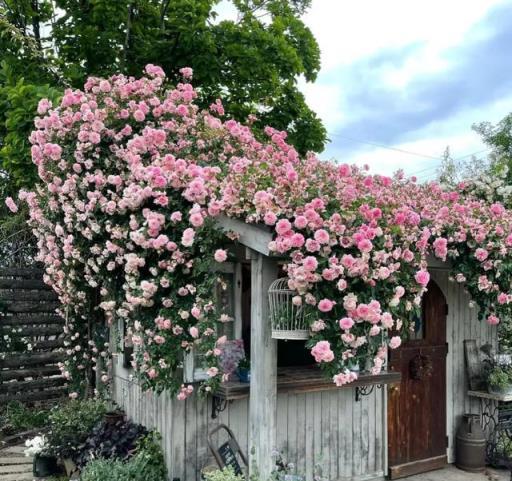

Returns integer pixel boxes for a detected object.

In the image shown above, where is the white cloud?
[326,94,512,180]
[299,0,511,180]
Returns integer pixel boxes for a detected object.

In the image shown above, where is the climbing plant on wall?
[12,66,512,398]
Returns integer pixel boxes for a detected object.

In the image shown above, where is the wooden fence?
[0,267,66,404]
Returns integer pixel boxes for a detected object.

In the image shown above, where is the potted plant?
[25,435,61,477]
[237,357,251,383]
[488,365,512,396]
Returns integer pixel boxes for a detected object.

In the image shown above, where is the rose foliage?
[17,66,512,398]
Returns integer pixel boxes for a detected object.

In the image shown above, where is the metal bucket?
[455,413,486,472]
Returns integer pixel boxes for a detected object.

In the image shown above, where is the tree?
[0,0,327,188]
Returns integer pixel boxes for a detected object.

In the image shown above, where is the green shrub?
[80,432,167,481]
[488,366,512,389]
[203,467,245,481]
[47,399,107,458]
[0,401,49,435]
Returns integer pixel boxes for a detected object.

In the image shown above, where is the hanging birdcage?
[268,277,309,340]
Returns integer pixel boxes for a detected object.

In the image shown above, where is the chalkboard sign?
[218,441,243,476]
[208,423,248,477]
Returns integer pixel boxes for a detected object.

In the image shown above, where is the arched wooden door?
[388,280,448,479]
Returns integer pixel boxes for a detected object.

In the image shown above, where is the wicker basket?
[268,277,309,340]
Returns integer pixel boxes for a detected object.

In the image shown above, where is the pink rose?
[487,315,500,326]
[294,216,308,229]
[275,219,292,235]
[303,256,318,271]
[475,248,489,262]
[357,239,373,253]
[311,341,335,363]
[179,67,193,79]
[389,336,402,349]
[189,327,199,338]
[498,293,509,305]
[214,249,227,262]
[314,229,330,245]
[318,299,334,312]
[339,317,354,330]
[4,197,18,213]
[414,270,430,286]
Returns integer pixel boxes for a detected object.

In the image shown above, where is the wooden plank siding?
[112,268,497,481]
[113,355,386,481]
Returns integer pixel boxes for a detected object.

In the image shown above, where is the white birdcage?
[268,277,309,340]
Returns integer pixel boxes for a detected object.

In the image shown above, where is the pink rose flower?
[4,197,18,213]
[275,219,292,235]
[339,317,354,330]
[487,315,500,326]
[314,229,330,244]
[357,239,373,253]
[303,256,318,271]
[414,270,430,286]
[311,341,334,363]
[214,249,227,262]
[318,299,334,312]
[389,336,402,349]
[475,248,489,262]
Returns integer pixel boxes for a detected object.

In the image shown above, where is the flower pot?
[237,368,251,383]
[104,410,125,424]
[348,362,360,373]
[488,384,512,396]
[33,454,60,477]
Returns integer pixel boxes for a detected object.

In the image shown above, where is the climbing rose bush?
[17,65,512,397]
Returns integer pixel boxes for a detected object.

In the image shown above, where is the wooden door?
[388,280,448,479]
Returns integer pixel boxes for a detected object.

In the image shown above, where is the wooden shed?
[111,217,496,481]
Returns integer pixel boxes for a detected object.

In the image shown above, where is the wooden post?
[249,251,277,479]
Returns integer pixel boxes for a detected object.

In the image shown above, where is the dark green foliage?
[474,114,512,159]
[0,0,326,191]
[75,418,148,467]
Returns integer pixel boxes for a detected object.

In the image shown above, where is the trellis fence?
[0,266,67,404]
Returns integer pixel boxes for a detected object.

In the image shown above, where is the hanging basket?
[268,278,309,340]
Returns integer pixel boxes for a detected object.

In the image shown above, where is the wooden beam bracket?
[355,383,383,402]
[211,395,230,419]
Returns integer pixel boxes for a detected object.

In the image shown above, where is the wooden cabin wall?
[113,358,387,481]
[112,269,498,480]
[431,269,497,463]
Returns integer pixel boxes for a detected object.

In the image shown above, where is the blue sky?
[298,0,512,180]
[216,0,512,180]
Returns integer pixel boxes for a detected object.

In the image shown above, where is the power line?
[329,133,446,162]
[409,148,491,178]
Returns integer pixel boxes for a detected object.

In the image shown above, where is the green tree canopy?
[0,0,327,188]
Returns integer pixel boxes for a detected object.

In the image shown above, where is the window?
[184,261,242,382]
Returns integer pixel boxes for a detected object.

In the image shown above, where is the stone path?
[0,444,33,481]
[404,465,510,481]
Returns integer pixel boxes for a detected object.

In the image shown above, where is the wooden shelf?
[215,366,401,401]
[468,389,512,402]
